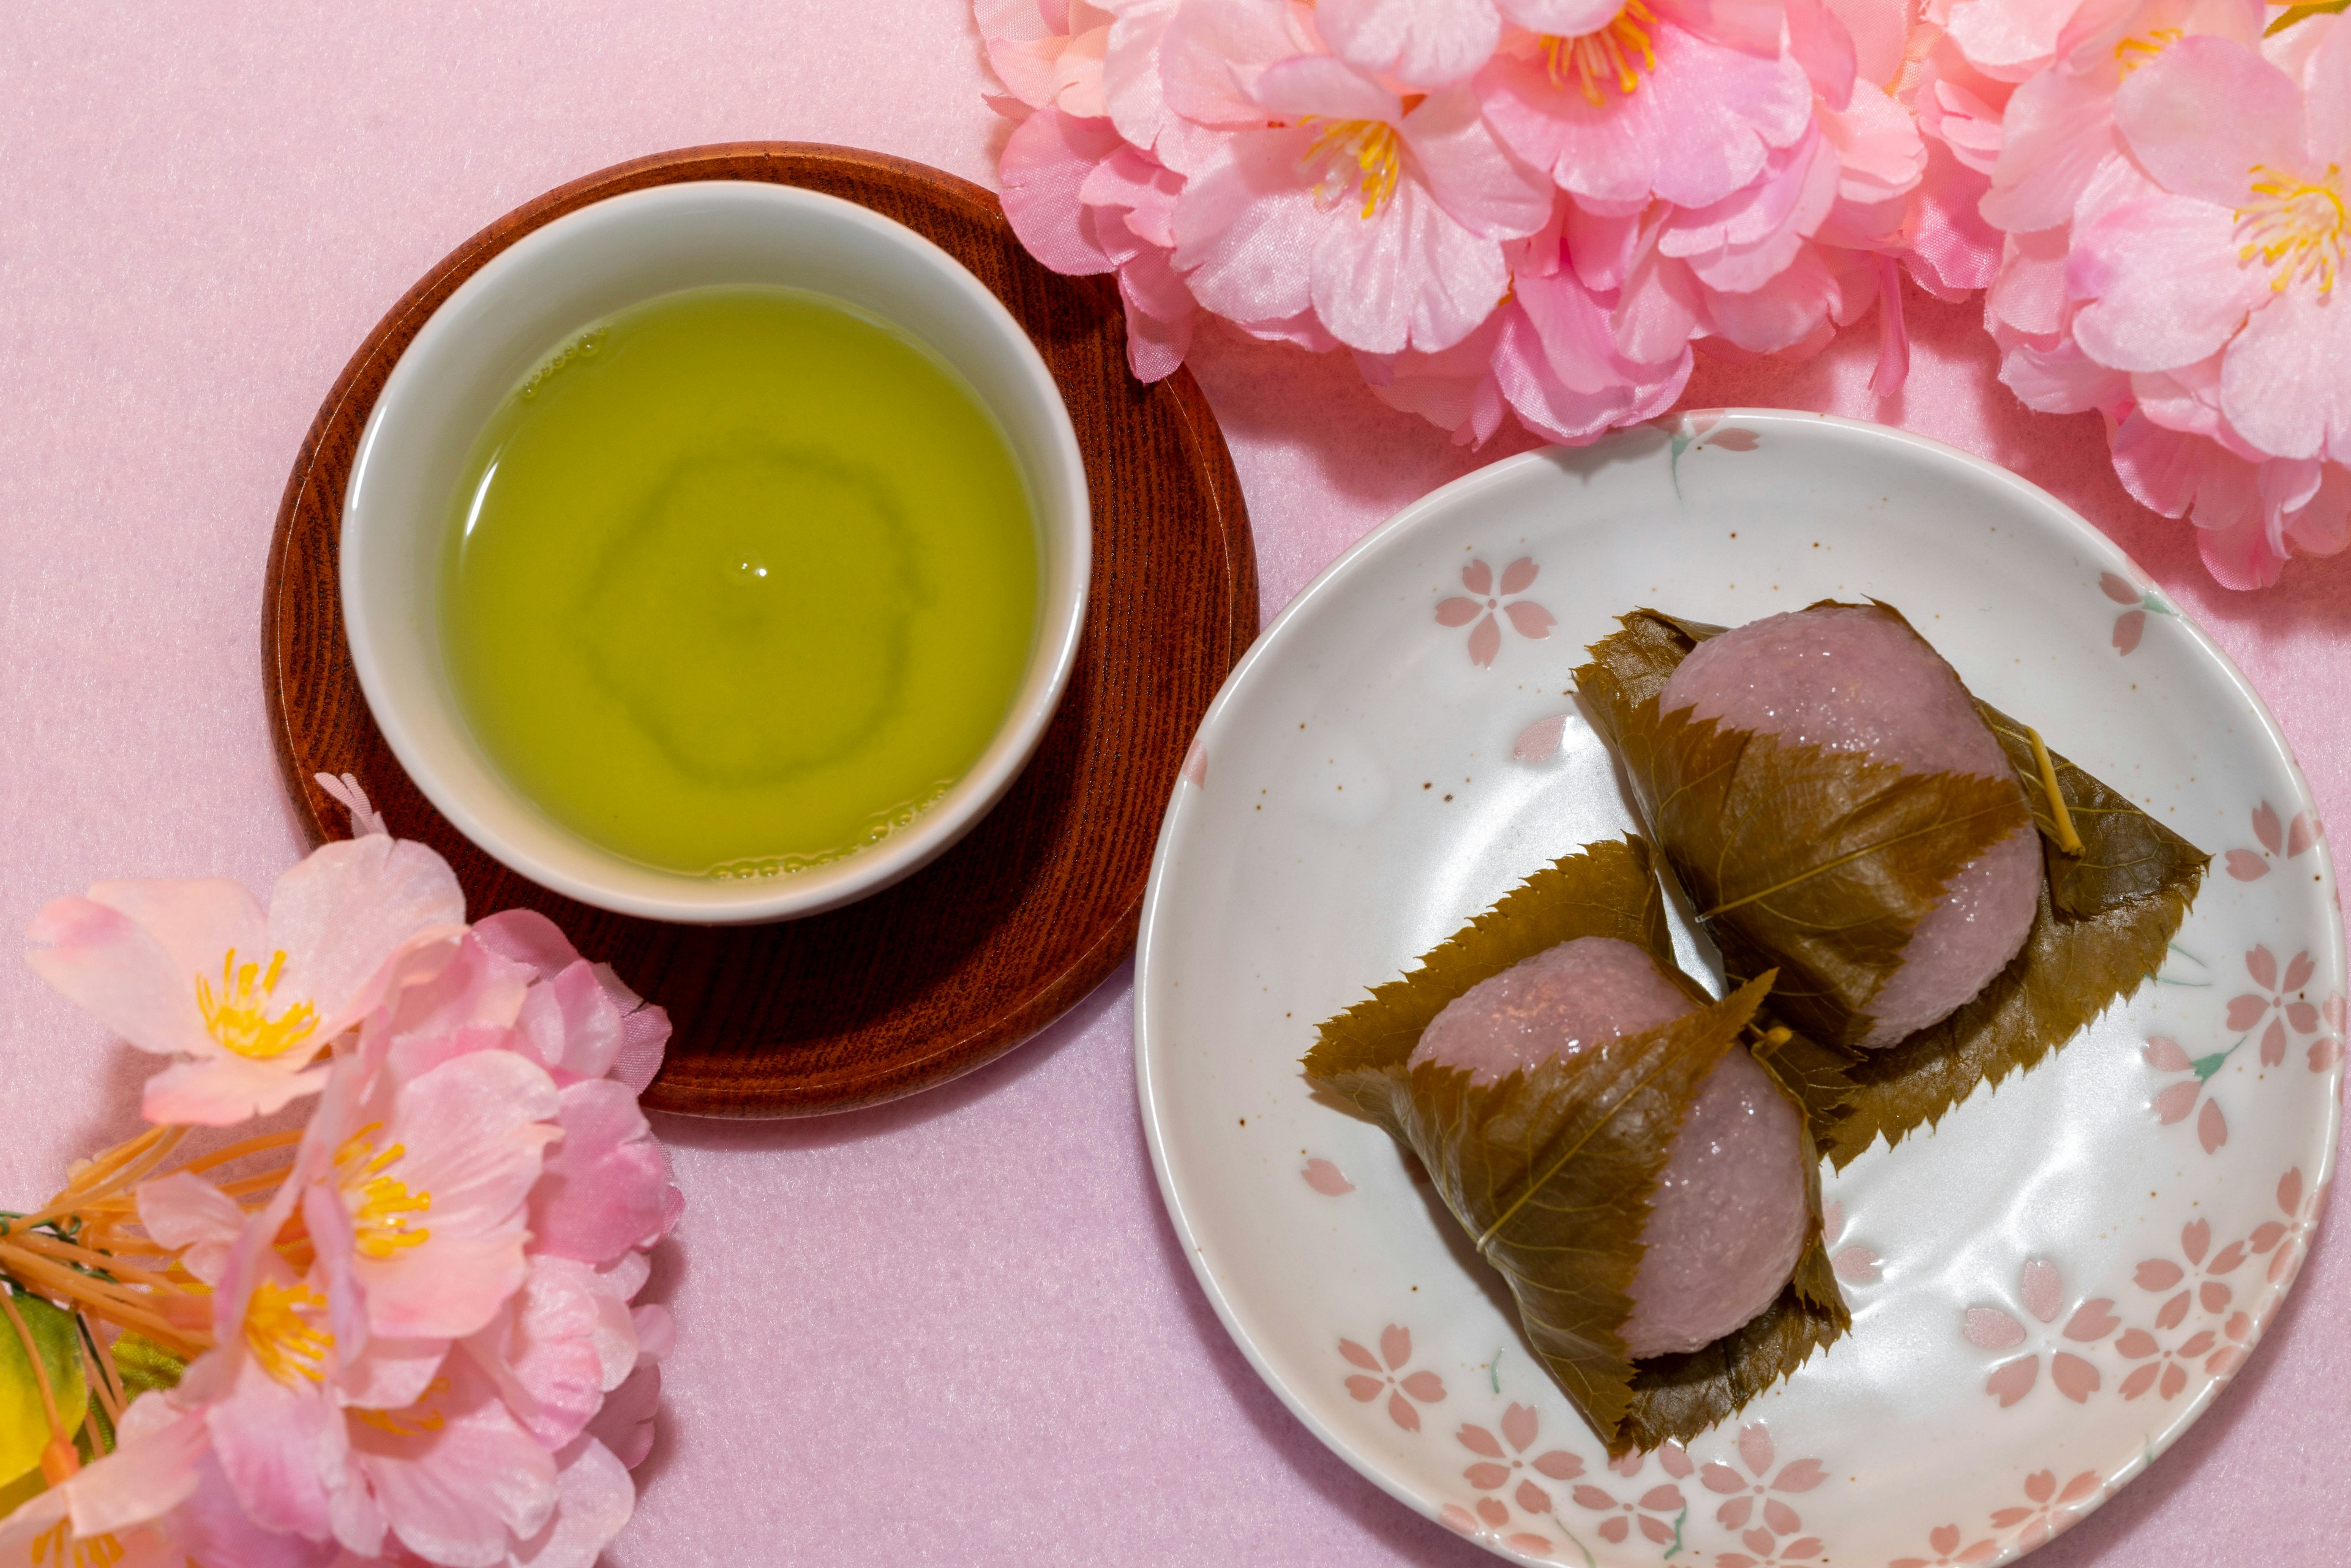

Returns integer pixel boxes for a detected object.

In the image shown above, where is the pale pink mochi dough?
[1410,938,1812,1358]
[1659,606,2040,1047]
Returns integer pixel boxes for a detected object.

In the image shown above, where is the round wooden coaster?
[263,142,1257,1117]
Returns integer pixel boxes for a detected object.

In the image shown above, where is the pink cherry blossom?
[1891,1520,2001,1568]
[1455,1402,1584,1514]
[0,1392,209,1567]
[1962,1256,2114,1405]
[2228,945,2321,1068]
[1338,1325,1447,1430]
[25,836,465,1125]
[1700,1422,1825,1545]
[1435,556,1556,665]
[1169,32,1554,354]
[1990,1468,2101,1552]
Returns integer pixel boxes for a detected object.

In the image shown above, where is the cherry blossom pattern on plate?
[1340,1325,1447,1431]
[1820,1199,1883,1286]
[2131,1219,2249,1382]
[1301,1157,1355,1196]
[2249,1166,2325,1294]
[1889,1521,2000,1568]
[1962,1258,2117,1407]
[2311,994,2344,1073]
[1659,410,1761,496]
[2142,1035,2233,1155]
[1700,1423,1826,1567]
[2229,945,2322,1068]
[1989,1469,2102,1554]
[1458,1401,1585,1517]
[2096,571,2177,656]
[1436,558,1556,668]
[1512,711,1575,764]
[1572,1441,1690,1551]
[1436,1498,1561,1561]
[2225,799,2323,882]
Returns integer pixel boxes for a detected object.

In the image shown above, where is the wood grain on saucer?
[263,142,1257,1117]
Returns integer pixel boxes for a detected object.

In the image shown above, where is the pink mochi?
[1659,605,2041,1048]
[1409,937,1812,1359]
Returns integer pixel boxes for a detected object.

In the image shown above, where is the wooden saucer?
[263,143,1257,1117]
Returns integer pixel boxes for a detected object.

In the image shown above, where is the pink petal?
[1639,1484,1685,1511]
[1597,1516,1630,1544]
[2052,1352,2102,1403]
[2137,1259,2185,1290]
[1517,1480,1554,1515]
[1302,1158,1354,1196]
[2186,1216,2212,1259]
[530,1079,671,1270]
[1719,1497,1753,1529]
[1658,1442,1692,1480]
[1399,1370,1445,1401]
[1736,1424,1774,1480]
[1459,1424,1505,1460]
[2144,1037,2194,1072]
[1504,1533,1552,1555]
[2153,1080,2202,1125]
[1468,614,1501,667]
[1785,1539,1822,1561]
[1498,557,1537,594]
[1709,429,1761,451]
[2025,1472,2052,1506]
[2254,801,2285,854]
[2069,195,2275,372]
[1639,1514,1676,1545]
[1346,1375,1384,1401]
[2312,1038,2341,1071]
[1503,600,1556,639]
[1532,1451,1583,1480]
[1702,1461,1747,1494]
[2289,812,2321,857]
[1744,1526,1775,1555]
[1572,1485,1618,1512]
[2063,1299,2119,1342]
[1985,1357,2039,1407]
[1477,1496,1510,1527]
[2282,1168,2308,1215]
[1440,1504,1478,1536]
[1832,1245,1882,1284]
[1501,1403,1538,1454]
[1388,1392,1421,1431]
[2114,610,2147,655]
[1339,1338,1381,1372]
[2118,1328,2161,1359]
[2100,572,2140,605]
[1963,1307,2028,1351]
[2263,1020,2289,1067]
[1436,596,1483,626]
[2115,37,2304,208]
[1466,1462,1510,1490]
[1462,559,1493,594]
[1315,0,1501,88]
[2249,945,2279,991]
[585,1362,662,1471]
[2227,849,2273,881]
[1773,1458,1825,1493]
[1764,1498,1802,1534]
[1931,1523,1960,1554]
[2288,1000,2322,1032]
[1380,1324,1412,1370]
[2286,949,2318,992]
[1513,715,1569,762]
[2161,1361,2188,1400]
[2020,1258,2064,1324]
[2227,994,2270,1030]
[2199,1097,2227,1153]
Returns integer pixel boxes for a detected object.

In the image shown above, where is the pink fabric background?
[1,4,2345,1562]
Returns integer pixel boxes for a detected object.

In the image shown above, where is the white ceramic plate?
[1135,413,2343,1568]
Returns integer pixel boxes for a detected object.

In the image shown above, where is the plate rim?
[1134,410,2345,1562]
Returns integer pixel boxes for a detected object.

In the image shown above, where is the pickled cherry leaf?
[1305,837,1848,1455]
[1575,606,2208,1168]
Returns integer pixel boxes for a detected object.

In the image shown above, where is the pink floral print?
[1701,1423,1824,1566]
[2248,1166,2323,1293]
[1437,1498,1554,1558]
[2312,994,2344,1073]
[1457,1403,1583,1515]
[1989,1469,2101,1553]
[1662,410,1761,496]
[2143,1035,2231,1155]
[1890,1521,1999,1568]
[1339,1326,1447,1431]
[2132,1218,2249,1384]
[1572,1440,1689,1547]
[1962,1258,2115,1406]
[2096,571,2175,656]
[2228,945,2322,1067]
[1436,557,1555,667]
[2226,798,2323,881]
[1821,1199,1883,1285]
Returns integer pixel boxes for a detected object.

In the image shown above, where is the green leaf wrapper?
[1577,606,2210,1168]
[1303,836,1849,1455]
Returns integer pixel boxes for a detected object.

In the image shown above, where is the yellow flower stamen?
[332,1125,432,1260]
[2115,26,2183,73]
[28,1520,130,1568]
[1540,0,1657,107]
[351,1376,451,1438]
[2236,163,2347,293]
[194,948,318,1060]
[1299,117,1406,220]
[242,1277,332,1386]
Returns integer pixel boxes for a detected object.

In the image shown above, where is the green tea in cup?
[438,284,1040,880]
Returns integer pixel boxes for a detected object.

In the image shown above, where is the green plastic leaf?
[0,1292,89,1485]
[1304,837,1849,1454]
[1577,606,2208,1168]
[108,1333,188,1403]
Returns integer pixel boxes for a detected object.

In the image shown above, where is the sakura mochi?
[1660,604,2041,1047]
[1410,937,1810,1358]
